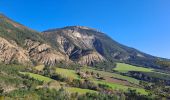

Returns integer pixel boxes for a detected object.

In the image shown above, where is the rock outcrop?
[0,37,30,65]
[78,51,105,65]
[24,39,68,66]
[43,26,106,65]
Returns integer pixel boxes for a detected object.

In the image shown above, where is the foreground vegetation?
[20,72,52,83]
[1,63,170,99]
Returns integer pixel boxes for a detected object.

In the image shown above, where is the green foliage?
[141,71,170,81]
[98,83,112,90]
[78,92,118,100]
[6,88,69,100]
[83,67,140,84]
[93,61,116,71]
[125,88,151,100]
[1,63,170,99]
[56,67,79,79]
[0,64,26,86]
[67,87,97,94]
[0,15,45,47]
[70,79,98,90]
[0,86,4,95]
[94,80,148,95]
[20,72,53,83]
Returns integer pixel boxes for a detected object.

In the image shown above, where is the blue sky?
[0,0,170,58]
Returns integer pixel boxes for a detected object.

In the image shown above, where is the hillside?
[43,26,161,68]
[0,14,168,69]
[0,14,68,65]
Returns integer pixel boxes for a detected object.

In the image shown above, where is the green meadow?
[114,63,154,73]
[19,65,150,95]
[83,67,140,84]
[94,80,148,95]
[19,71,96,94]
[56,68,79,79]
[55,67,148,95]
[20,72,52,83]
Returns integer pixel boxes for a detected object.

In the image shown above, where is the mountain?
[0,14,165,68]
[42,26,161,68]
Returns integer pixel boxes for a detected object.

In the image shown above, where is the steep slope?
[43,26,105,65]
[0,14,44,46]
[24,39,68,66]
[0,14,68,66]
[0,37,30,65]
[43,26,160,68]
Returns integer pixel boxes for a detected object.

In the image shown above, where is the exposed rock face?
[78,51,105,65]
[24,39,68,66]
[0,14,68,66]
[0,37,69,66]
[56,35,75,55]
[0,37,30,65]
[43,26,106,65]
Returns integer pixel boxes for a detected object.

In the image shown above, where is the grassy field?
[83,67,140,84]
[95,80,148,95]
[55,67,148,94]
[114,63,154,73]
[56,68,79,79]
[20,72,52,83]
[20,71,94,94]
[20,67,148,95]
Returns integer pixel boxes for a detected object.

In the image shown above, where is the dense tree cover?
[70,79,98,90]
[56,62,83,69]
[4,87,155,100]
[140,80,170,99]
[126,71,170,85]
[93,61,116,71]
[5,88,69,100]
